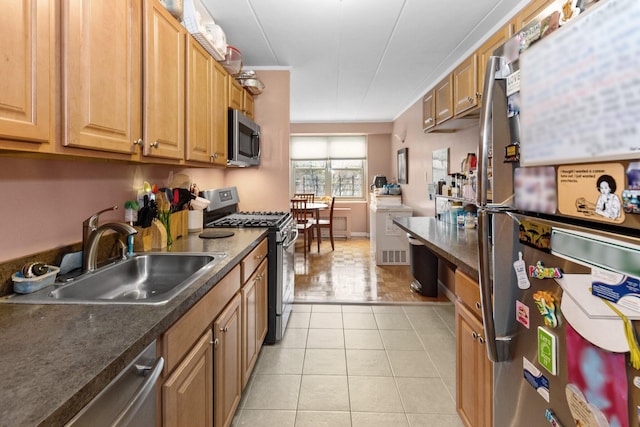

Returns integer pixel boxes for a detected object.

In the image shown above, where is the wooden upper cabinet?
[143,0,186,160]
[186,35,214,163]
[228,76,243,111]
[211,61,228,166]
[422,90,436,132]
[514,0,555,31]
[63,0,142,155]
[243,91,255,120]
[476,23,513,100]
[453,54,478,117]
[435,75,454,124]
[0,0,54,145]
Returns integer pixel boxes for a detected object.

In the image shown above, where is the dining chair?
[314,197,336,251]
[293,193,315,203]
[290,198,313,256]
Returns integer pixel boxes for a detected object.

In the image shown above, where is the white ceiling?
[201,0,524,123]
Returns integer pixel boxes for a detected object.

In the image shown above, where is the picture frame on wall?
[397,148,408,184]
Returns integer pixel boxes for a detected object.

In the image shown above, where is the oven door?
[278,226,297,314]
[275,225,297,341]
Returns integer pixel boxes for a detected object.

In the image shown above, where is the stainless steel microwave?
[228,109,261,167]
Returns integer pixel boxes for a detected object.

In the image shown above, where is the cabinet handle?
[476,91,482,98]
[471,331,478,341]
[466,96,474,103]
[211,153,219,160]
[132,138,143,146]
[220,326,228,333]
[424,117,433,124]
[475,301,482,310]
[150,140,159,149]
[255,254,263,260]
[478,336,485,344]
[211,338,219,348]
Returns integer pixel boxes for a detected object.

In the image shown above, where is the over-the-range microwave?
[228,109,261,167]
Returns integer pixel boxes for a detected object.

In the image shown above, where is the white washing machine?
[369,202,412,265]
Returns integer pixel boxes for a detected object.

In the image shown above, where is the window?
[291,135,366,200]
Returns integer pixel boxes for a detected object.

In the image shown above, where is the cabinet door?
[256,259,268,347]
[0,0,54,145]
[143,0,186,160]
[435,75,453,124]
[214,294,242,427]
[242,258,268,388]
[211,61,228,165]
[514,0,555,30]
[228,76,243,111]
[186,35,213,163]
[455,300,493,427]
[453,54,478,117]
[476,23,513,100]
[422,90,436,132]
[241,271,257,388]
[163,330,213,427]
[63,0,142,155]
[243,91,254,120]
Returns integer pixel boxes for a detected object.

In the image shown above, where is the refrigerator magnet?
[523,356,550,403]
[513,252,531,289]
[516,300,530,328]
[529,261,562,279]
[538,327,558,375]
[533,291,559,328]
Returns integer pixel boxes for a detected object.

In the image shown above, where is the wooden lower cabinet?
[163,330,213,427]
[455,299,493,427]
[242,258,268,387]
[214,293,242,427]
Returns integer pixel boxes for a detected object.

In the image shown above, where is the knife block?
[150,220,168,249]
[170,210,188,240]
[132,226,152,252]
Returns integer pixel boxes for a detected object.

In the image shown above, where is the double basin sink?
[2,253,227,305]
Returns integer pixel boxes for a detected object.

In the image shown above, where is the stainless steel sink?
[1,253,227,305]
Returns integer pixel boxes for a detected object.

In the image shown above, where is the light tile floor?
[232,303,463,427]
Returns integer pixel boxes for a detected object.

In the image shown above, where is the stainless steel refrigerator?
[476,0,640,425]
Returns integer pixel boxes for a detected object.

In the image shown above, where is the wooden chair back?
[293,193,315,203]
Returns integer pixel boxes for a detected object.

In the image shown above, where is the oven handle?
[283,228,298,250]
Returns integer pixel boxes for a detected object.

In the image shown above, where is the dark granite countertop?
[0,228,267,427]
[393,217,479,281]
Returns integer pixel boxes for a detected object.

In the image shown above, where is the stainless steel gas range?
[201,187,297,343]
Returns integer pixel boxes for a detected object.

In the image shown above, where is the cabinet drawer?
[241,238,268,284]
[162,265,241,374]
[455,269,482,319]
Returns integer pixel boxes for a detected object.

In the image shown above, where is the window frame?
[290,135,367,201]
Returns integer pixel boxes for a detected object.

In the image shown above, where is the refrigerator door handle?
[478,208,512,363]
[477,56,499,209]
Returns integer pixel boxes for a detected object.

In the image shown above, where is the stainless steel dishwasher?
[65,340,164,427]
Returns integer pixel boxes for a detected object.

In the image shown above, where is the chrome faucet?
[82,206,138,272]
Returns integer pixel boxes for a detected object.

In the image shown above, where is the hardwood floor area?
[294,237,451,304]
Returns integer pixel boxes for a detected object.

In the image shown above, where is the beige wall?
[0,158,211,262]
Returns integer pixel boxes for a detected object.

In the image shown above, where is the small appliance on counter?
[370,175,387,192]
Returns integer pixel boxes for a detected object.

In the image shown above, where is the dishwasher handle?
[112,356,164,426]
